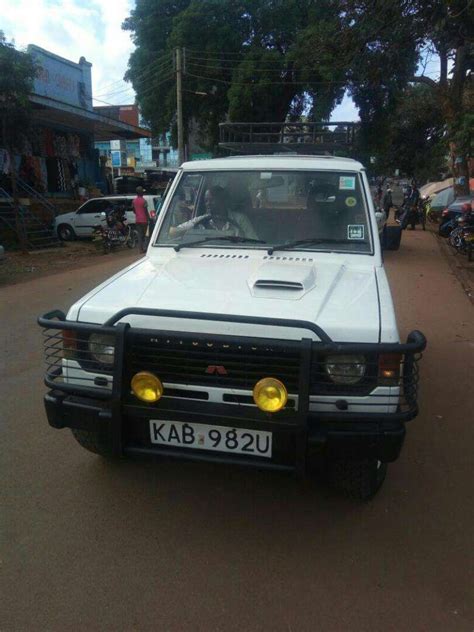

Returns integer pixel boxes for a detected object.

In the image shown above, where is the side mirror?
[382,225,402,251]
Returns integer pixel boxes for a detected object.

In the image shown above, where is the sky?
[0,0,137,107]
[0,0,438,123]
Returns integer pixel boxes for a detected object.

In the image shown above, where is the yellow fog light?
[253,377,288,413]
[131,371,163,403]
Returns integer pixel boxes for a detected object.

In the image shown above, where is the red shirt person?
[132,187,150,253]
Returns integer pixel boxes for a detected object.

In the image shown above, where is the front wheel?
[326,458,388,500]
[71,429,113,456]
[126,228,138,248]
[57,224,76,241]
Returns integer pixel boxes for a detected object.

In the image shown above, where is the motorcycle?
[92,206,138,254]
[399,200,426,230]
[439,201,472,238]
[449,211,474,260]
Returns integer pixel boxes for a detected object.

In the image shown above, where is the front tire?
[71,428,113,456]
[326,458,388,500]
[57,224,76,241]
[126,228,138,248]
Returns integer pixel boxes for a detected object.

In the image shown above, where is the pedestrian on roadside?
[383,187,393,220]
[132,186,150,253]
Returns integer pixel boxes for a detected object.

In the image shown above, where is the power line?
[94,65,173,99]
[186,48,248,56]
[95,62,173,98]
[186,54,292,65]
[187,61,297,73]
[94,53,173,96]
[185,72,348,87]
[89,73,175,106]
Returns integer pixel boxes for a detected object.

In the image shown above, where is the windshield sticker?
[260,172,272,179]
[345,196,357,207]
[339,176,356,190]
[347,224,365,240]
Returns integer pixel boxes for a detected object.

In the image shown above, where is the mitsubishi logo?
[205,365,228,376]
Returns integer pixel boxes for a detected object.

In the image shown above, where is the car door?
[73,200,111,236]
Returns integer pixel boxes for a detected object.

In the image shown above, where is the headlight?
[325,354,366,385]
[131,371,163,403]
[88,333,115,366]
[253,377,288,412]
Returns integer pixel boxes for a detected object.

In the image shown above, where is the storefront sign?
[111,151,127,167]
[29,45,93,110]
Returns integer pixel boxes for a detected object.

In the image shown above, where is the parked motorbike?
[439,202,472,238]
[449,211,474,260]
[399,200,426,230]
[92,206,137,254]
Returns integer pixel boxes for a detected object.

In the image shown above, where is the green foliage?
[0,33,38,148]
[123,0,347,150]
[123,0,473,173]
[378,84,446,180]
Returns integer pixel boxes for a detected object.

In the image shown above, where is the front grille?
[126,331,301,391]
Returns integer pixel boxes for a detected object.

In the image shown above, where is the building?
[94,106,179,174]
[1,45,151,198]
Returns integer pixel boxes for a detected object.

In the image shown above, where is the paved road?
[2,233,473,631]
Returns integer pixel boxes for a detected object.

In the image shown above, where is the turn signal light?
[62,329,77,359]
[378,354,401,384]
[253,377,288,413]
[131,371,163,403]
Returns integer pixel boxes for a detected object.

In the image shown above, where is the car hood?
[70,251,382,342]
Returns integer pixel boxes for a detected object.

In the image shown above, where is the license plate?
[149,420,272,459]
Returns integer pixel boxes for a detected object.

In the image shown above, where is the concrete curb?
[434,231,473,305]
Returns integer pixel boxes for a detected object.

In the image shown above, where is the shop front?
[1,46,150,199]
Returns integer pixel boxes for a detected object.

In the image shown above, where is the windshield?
[154,169,372,253]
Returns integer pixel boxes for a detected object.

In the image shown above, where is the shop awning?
[29,94,151,141]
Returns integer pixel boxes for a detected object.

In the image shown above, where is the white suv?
[39,156,425,500]
[54,195,160,240]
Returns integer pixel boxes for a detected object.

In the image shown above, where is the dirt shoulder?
[0,242,141,287]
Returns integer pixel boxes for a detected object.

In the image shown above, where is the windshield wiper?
[267,238,352,255]
[174,235,266,252]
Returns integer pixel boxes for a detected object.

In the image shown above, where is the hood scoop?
[254,279,304,291]
[248,261,316,299]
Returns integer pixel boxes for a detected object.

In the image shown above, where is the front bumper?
[45,390,406,470]
[39,307,425,474]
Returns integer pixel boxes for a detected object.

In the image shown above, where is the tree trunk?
[448,45,470,197]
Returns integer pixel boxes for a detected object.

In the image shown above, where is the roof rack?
[219,122,358,155]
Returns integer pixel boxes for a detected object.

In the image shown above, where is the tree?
[339,0,472,190]
[0,32,37,150]
[122,0,346,150]
[0,33,38,251]
[377,84,446,181]
[123,0,472,185]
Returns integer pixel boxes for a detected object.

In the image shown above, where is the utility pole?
[176,47,184,165]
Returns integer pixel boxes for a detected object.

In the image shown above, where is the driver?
[170,185,257,239]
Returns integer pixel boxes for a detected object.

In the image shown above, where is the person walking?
[383,187,393,220]
[132,186,150,253]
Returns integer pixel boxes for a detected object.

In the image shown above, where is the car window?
[77,200,110,214]
[155,170,372,253]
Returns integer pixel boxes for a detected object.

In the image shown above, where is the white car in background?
[54,195,161,241]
